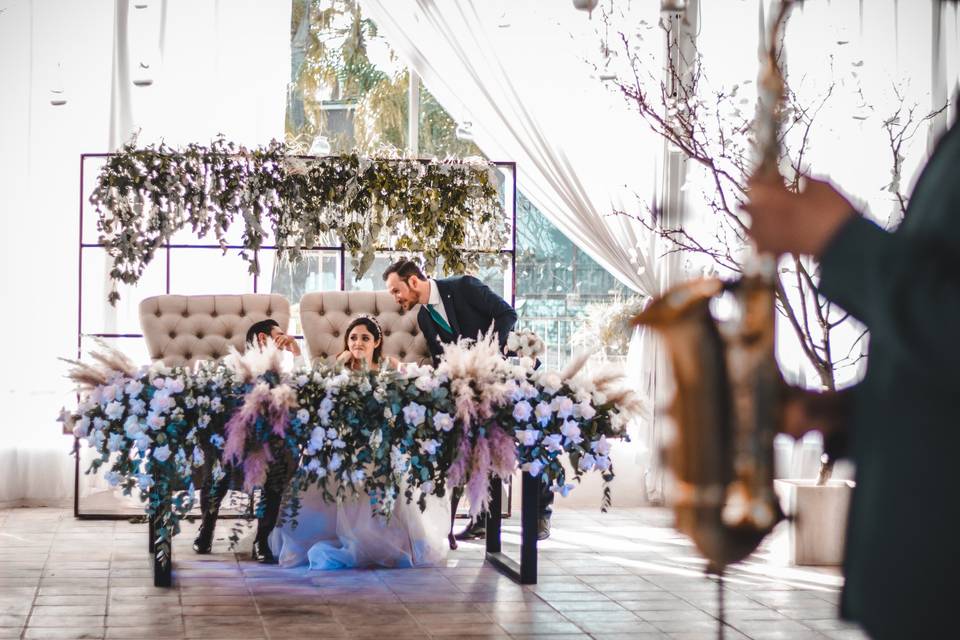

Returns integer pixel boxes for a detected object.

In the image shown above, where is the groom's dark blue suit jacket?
[417,276,517,363]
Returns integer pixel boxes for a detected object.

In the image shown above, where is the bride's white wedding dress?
[268,481,450,570]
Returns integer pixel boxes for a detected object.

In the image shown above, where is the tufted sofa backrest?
[300,291,430,365]
[139,294,291,368]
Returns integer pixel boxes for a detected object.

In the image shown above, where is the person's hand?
[741,176,855,257]
[274,334,301,357]
[336,350,352,365]
[779,385,850,442]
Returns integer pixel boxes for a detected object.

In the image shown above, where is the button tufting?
[332,331,339,337]
[225,332,232,339]
[197,332,204,339]
[182,311,189,318]
[321,352,327,358]
[211,311,218,318]
[267,308,273,316]
[239,310,246,317]
[399,351,406,358]
[384,331,391,337]
[155,311,161,318]
[185,352,192,360]
[169,332,176,339]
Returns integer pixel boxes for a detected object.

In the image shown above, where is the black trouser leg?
[255,456,291,546]
[198,477,229,540]
[254,484,283,545]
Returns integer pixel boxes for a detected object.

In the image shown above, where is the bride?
[268,315,451,569]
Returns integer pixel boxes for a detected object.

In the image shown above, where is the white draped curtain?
[0,0,289,505]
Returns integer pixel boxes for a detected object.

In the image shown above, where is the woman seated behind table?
[268,315,449,569]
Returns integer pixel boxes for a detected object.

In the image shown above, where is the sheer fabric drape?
[0,0,288,504]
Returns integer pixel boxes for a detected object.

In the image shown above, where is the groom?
[192,319,301,563]
[383,258,554,540]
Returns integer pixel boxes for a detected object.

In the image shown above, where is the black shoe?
[454,519,487,541]
[252,539,277,564]
[537,517,551,541]
[192,522,214,554]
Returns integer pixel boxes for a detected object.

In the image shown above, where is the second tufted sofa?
[139,294,291,367]
[300,291,430,365]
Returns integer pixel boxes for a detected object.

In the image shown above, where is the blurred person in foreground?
[742,116,960,639]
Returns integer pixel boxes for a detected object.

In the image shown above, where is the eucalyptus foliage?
[91,137,509,304]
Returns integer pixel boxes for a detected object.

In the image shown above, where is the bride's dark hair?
[343,316,384,365]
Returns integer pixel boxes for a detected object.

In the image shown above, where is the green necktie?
[427,304,454,335]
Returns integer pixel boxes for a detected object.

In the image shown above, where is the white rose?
[296,408,311,424]
[524,459,544,476]
[591,435,611,456]
[512,400,533,423]
[419,439,440,456]
[578,453,597,471]
[552,396,575,419]
[152,444,172,462]
[534,402,552,426]
[328,453,343,472]
[432,412,454,432]
[576,401,597,421]
[550,482,576,497]
[516,429,541,447]
[104,401,124,420]
[539,372,563,395]
[543,433,564,453]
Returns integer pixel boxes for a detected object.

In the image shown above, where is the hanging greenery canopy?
[90,137,510,304]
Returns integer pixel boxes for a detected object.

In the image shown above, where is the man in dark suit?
[383,258,554,540]
[192,319,300,563]
[743,118,960,639]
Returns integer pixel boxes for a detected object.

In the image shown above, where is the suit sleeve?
[819,214,960,376]
[461,275,518,350]
[417,308,443,364]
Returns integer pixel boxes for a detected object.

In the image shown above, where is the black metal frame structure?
[74,152,532,586]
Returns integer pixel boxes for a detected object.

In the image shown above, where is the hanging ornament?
[49,63,67,106]
[132,62,153,87]
[572,0,599,18]
[455,121,474,142]
[309,135,331,156]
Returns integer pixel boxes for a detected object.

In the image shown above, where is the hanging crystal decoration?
[132,62,153,87]
[455,121,474,141]
[49,63,67,106]
[572,0,599,17]
[309,135,331,156]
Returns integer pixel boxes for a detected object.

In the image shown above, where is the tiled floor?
[0,506,868,640]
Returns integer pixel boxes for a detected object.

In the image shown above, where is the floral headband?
[355,314,384,339]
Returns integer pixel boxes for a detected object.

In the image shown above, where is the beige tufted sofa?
[300,291,430,365]
[139,294,291,367]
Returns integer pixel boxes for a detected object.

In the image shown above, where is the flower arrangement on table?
[60,332,643,555]
[572,295,650,356]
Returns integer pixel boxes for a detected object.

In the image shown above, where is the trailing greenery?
[90,137,509,304]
